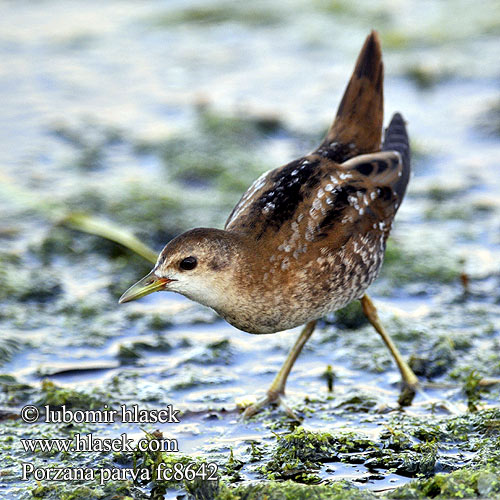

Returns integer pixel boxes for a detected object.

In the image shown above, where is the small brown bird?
[120,31,418,418]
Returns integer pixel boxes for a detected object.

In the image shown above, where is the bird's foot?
[241,390,301,421]
[398,380,419,407]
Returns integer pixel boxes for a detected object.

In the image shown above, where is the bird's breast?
[214,229,387,335]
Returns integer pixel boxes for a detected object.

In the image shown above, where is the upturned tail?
[319,31,384,161]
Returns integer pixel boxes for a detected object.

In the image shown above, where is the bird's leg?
[360,294,419,404]
[242,320,317,420]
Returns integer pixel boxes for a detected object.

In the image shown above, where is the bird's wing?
[225,113,410,244]
[315,111,411,244]
[338,152,405,223]
[224,155,325,239]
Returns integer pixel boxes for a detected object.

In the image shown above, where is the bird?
[119,31,419,418]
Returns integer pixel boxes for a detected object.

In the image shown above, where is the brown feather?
[148,32,410,335]
[321,30,384,160]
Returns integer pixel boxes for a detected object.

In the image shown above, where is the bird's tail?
[382,112,411,200]
[320,31,384,161]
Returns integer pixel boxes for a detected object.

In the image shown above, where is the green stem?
[0,173,157,264]
[62,213,157,264]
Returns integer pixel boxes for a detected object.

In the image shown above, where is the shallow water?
[1,0,499,499]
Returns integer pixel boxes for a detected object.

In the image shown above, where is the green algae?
[365,441,437,478]
[37,380,110,410]
[388,465,500,499]
[0,374,33,405]
[170,368,234,390]
[50,120,125,171]
[333,393,378,413]
[119,337,173,363]
[314,0,394,31]
[477,97,500,137]
[409,338,457,380]
[28,108,286,249]
[129,430,217,497]
[150,3,283,28]
[254,410,500,492]
[262,427,377,482]
[223,448,245,483]
[31,480,137,500]
[61,183,185,245]
[385,409,500,469]
[332,301,368,330]
[212,479,378,500]
[139,108,279,196]
[463,370,488,412]
[0,254,62,304]
[381,238,461,285]
[404,64,454,90]
[0,338,25,366]
[117,344,142,364]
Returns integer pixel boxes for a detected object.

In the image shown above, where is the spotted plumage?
[119,31,415,415]
[121,30,410,334]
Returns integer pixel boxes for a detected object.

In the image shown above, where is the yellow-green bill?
[119,271,171,304]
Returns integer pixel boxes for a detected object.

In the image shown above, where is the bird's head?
[119,228,247,310]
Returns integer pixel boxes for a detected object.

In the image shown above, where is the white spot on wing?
[226,170,269,226]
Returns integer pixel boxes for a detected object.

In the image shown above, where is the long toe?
[241,392,301,421]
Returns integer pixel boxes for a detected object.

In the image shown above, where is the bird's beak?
[118,271,173,304]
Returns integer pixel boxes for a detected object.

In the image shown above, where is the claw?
[241,392,302,421]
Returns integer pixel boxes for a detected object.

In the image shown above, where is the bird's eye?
[179,256,197,271]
